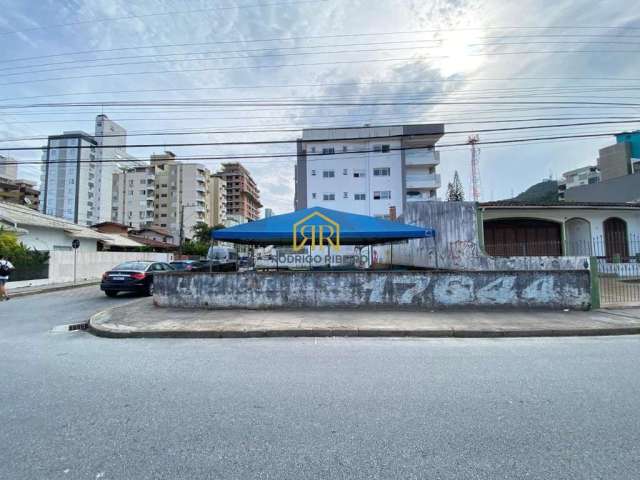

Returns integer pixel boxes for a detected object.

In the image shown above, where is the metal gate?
[597,260,640,307]
[591,232,640,307]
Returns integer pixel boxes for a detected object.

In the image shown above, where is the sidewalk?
[88,298,640,338]
[8,280,99,298]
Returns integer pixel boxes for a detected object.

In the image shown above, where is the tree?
[191,222,213,244]
[446,170,465,201]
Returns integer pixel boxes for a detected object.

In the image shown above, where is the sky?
[0,0,639,215]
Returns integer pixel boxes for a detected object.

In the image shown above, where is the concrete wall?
[389,202,589,271]
[154,270,591,310]
[47,251,173,284]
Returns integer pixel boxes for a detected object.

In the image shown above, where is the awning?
[212,206,435,246]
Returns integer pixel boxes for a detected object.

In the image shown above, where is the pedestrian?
[0,255,14,301]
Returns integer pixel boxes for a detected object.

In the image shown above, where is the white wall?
[47,251,173,284]
[17,226,99,253]
[305,139,402,217]
[481,207,640,255]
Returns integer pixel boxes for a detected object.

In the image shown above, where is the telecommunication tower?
[468,134,481,201]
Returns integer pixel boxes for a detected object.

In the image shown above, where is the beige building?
[151,152,210,242]
[219,162,261,222]
[112,152,211,241]
[111,165,156,229]
[207,174,226,227]
[0,177,40,210]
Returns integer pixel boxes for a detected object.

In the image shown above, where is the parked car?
[100,261,174,297]
[205,246,239,272]
[169,260,204,271]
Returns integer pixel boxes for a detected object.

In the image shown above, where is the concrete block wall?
[154,270,591,310]
[388,201,589,271]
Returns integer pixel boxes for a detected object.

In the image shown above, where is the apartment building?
[95,115,142,222]
[558,166,600,200]
[294,124,444,217]
[152,152,210,241]
[219,163,261,222]
[565,130,640,202]
[207,174,227,227]
[40,116,141,226]
[40,131,99,225]
[112,152,211,241]
[111,165,156,229]
[0,177,40,209]
[264,208,274,218]
[0,154,18,180]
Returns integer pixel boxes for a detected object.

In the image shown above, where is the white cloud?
[1,0,639,206]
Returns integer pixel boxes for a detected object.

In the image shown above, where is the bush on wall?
[0,229,50,281]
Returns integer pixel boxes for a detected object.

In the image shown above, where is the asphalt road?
[1,286,640,479]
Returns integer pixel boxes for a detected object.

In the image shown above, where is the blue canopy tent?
[212,206,435,246]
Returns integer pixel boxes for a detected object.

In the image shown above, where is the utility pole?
[178,203,198,256]
[468,134,481,202]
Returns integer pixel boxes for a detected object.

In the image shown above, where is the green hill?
[512,179,559,202]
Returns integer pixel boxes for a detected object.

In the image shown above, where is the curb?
[10,281,100,298]
[87,307,640,339]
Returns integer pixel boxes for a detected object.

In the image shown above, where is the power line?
[1,130,627,166]
[1,122,633,153]
[0,0,326,37]
[4,27,640,64]
[3,79,640,104]
[2,117,638,143]
[7,39,640,76]
[3,99,640,110]
[4,51,640,88]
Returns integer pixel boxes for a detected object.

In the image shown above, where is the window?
[310,146,316,153]
[353,170,366,178]
[354,193,366,201]
[373,167,390,176]
[322,147,335,155]
[373,144,391,153]
[140,180,146,185]
[323,170,335,178]
[374,191,391,200]
[311,193,317,199]
[323,193,335,201]
[161,194,167,198]
[343,169,348,175]
[343,192,348,199]
[139,190,146,195]
[342,146,348,152]
[311,170,316,176]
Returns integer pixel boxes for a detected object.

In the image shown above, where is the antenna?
[468,134,481,202]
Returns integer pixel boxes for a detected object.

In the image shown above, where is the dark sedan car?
[100,261,174,297]
[169,260,204,271]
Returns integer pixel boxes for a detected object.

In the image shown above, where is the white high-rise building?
[294,124,444,218]
[95,114,144,222]
[40,131,99,226]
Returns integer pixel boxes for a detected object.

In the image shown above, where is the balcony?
[405,173,441,189]
[404,149,440,166]
[406,192,439,202]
